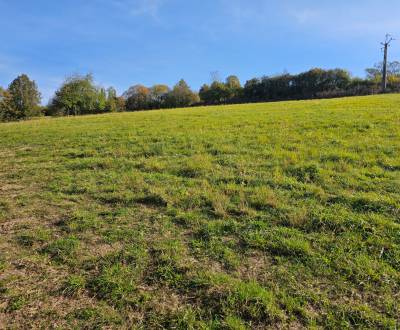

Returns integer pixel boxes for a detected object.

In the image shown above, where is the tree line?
[1,62,400,122]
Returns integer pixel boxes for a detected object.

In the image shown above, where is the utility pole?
[381,34,394,92]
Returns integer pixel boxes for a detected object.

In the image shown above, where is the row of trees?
[47,75,125,116]
[199,75,242,104]
[200,64,400,105]
[1,62,400,122]
[46,75,200,115]
[0,74,200,120]
[123,80,199,111]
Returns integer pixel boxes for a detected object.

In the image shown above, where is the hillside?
[0,95,399,328]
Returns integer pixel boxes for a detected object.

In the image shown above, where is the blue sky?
[1,0,400,103]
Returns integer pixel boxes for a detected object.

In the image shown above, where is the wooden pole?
[382,42,388,92]
[381,34,394,93]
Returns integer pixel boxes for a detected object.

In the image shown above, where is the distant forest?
[1,62,400,122]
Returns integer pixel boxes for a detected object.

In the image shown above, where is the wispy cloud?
[110,0,165,19]
[130,0,164,18]
[289,8,320,24]
[219,0,400,40]
[222,0,267,25]
[284,2,400,38]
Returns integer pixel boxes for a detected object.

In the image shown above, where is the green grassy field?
[0,94,399,329]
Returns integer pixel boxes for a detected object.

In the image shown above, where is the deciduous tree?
[165,80,199,108]
[366,61,400,81]
[105,87,118,112]
[48,74,99,116]
[8,74,41,119]
[150,84,170,108]
[0,90,17,121]
[125,85,151,111]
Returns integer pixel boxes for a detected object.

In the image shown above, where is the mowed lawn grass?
[0,94,399,329]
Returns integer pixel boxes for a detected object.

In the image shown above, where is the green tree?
[115,96,126,112]
[211,81,230,103]
[150,84,170,108]
[225,75,242,101]
[226,75,241,90]
[97,87,107,112]
[366,61,400,89]
[105,87,118,112]
[0,90,18,122]
[199,81,229,104]
[125,85,151,111]
[199,84,212,104]
[166,79,199,108]
[49,74,99,116]
[200,76,242,105]
[7,74,41,119]
[366,61,400,81]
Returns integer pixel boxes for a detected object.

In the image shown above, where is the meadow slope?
[0,95,399,329]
